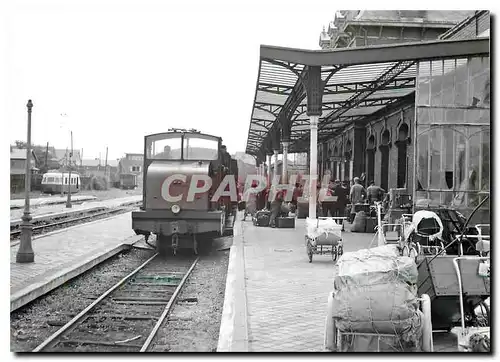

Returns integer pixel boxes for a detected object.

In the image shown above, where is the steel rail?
[32,253,159,352]
[10,204,140,237]
[140,257,200,352]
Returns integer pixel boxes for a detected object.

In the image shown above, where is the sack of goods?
[331,245,423,349]
[306,217,342,247]
[350,211,367,233]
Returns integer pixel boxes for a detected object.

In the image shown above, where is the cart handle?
[452,256,490,330]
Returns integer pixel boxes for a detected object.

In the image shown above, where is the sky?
[4,0,338,161]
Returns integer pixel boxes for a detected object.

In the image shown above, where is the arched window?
[366,135,376,184]
[344,140,352,182]
[396,123,409,188]
[379,130,391,191]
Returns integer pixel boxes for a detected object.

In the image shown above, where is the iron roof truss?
[246,37,489,158]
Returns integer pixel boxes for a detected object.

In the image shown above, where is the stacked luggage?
[330,245,423,351]
[252,209,271,227]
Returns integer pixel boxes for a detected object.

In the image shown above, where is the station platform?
[218,213,458,352]
[10,195,98,209]
[10,195,142,223]
[10,212,143,312]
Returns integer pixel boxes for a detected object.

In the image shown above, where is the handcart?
[305,217,346,263]
[324,292,434,352]
[400,202,491,352]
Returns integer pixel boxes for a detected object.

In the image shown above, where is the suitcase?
[277,216,295,228]
[253,210,271,227]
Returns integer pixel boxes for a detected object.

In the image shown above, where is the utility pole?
[61,148,67,197]
[104,146,109,187]
[66,131,73,208]
[17,100,35,263]
[44,142,49,172]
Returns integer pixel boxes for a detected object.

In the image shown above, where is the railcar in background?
[132,128,237,256]
[41,171,81,194]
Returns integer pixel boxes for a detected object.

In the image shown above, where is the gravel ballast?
[11,236,231,352]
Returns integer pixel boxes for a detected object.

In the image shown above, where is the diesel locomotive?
[132,128,238,255]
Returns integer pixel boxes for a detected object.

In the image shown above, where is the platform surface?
[10,212,142,311]
[220,214,459,352]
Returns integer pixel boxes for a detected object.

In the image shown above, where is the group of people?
[243,175,386,227]
[320,177,386,221]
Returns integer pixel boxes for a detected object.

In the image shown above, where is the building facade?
[316,10,489,220]
[118,153,144,188]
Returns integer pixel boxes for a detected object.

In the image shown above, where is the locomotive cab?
[132,129,236,256]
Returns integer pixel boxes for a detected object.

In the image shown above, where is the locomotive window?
[146,134,182,160]
[183,135,219,160]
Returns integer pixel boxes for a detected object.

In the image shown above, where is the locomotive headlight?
[171,204,181,214]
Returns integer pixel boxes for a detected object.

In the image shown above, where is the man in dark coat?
[332,179,348,218]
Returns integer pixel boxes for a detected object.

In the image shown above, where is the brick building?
[118,153,144,188]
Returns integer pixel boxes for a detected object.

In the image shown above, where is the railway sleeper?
[118,288,174,294]
[58,339,144,349]
[129,282,180,287]
[90,313,159,321]
[112,301,170,305]
[112,297,171,302]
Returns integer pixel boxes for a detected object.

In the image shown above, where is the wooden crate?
[418,256,490,329]
[418,256,490,298]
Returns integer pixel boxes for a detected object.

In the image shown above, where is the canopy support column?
[282,141,289,184]
[308,116,319,219]
[267,154,272,187]
[302,65,324,220]
[273,149,279,183]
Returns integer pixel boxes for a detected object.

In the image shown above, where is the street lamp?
[66,131,73,208]
[16,100,35,263]
[60,113,73,208]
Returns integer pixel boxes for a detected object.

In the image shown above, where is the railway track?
[32,254,199,352]
[10,203,141,240]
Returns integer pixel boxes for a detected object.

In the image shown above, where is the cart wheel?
[338,245,343,257]
[331,246,338,262]
[475,300,490,327]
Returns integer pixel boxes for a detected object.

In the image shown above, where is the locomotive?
[132,128,238,256]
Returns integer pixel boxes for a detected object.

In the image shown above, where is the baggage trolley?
[305,217,346,263]
[324,292,434,352]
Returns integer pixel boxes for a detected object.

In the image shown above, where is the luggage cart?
[324,292,434,352]
[450,256,490,352]
[305,217,346,263]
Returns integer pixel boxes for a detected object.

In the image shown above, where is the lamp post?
[66,131,73,208]
[16,100,35,263]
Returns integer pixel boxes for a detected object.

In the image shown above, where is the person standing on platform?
[321,179,336,217]
[366,180,385,205]
[269,187,284,228]
[349,177,366,223]
[332,179,348,218]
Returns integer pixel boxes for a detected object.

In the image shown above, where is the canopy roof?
[245,37,489,157]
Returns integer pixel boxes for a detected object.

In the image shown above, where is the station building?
[244,10,490,222]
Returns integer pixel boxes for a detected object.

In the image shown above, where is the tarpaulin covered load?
[306,217,342,246]
[331,245,422,347]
